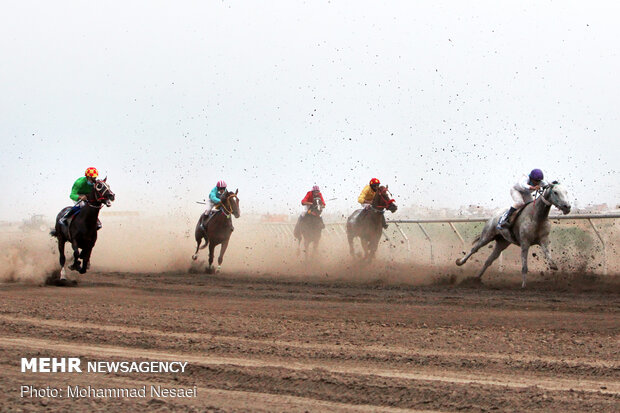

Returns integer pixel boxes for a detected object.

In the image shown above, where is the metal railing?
[388,213,620,275]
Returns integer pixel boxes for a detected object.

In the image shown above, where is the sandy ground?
[0,270,618,412]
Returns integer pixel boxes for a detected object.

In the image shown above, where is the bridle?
[372,189,395,211]
[86,180,114,209]
[219,193,238,217]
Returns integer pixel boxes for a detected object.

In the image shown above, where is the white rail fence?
[258,214,619,275]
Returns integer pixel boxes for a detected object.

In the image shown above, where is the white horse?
[456,182,571,288]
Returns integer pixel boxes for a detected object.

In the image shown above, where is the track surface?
[0,271,618,412]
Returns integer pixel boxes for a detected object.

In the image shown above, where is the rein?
[219,194,237,217]
[532,187,552,214]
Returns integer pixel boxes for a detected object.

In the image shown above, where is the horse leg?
[192,237,204,261]
[475,239,510,280]
[347,227,356,256]
[539,239,558,271]
[520,243,531,288]
[216,240,229,273]
[456,232,495,266]
[207,242,216,273]
[79,246,93,274]
[57,239,67,280]
[68,241,80,271]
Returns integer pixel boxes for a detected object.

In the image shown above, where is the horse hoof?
[79,268,87,274]
[205,267,214,274]
[215,266,221,274]
[521,282,527,289]
[192,255,198,261]
[455,258,463,266]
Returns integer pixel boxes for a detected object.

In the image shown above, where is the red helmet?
[216,180,227,189]
[369,178,380,185]
[85,167,99,178]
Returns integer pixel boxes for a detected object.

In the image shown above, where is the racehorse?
[294,196,324,259]
[50,178,115,282]
[192,189,240,273]
[456,182,571,288]
[346,186,397,261]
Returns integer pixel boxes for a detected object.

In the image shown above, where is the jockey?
[206,180,228,216]
[497,169,548,229]
[59,167,101,229]
[358,178,388,229]
[294,185,326,239]
[302,185,326,212]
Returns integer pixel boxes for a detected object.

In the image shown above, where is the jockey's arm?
[358,186,372,205]
[208,187,221,204]
[70,177,89,202]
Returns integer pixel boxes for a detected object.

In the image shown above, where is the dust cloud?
[0,213,617,290]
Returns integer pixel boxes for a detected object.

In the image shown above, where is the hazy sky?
[1,0,618,221]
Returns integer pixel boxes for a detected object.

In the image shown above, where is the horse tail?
[471,234,481,245]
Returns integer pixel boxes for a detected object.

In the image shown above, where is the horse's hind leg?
[456,232,495,266]
[192,238,204,261]
[57,239,67,280]
[476,239,510,280]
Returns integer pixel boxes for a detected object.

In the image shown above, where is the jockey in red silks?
[294,185,326,239]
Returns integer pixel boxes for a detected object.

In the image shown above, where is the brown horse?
[346,186,397,260]
[192,189,240,273]
[294,196,325,259]
[50,179,115,283]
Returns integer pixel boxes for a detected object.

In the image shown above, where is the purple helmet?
[216,180,227,189]
[312,185,320,191]
[529,169,544,181]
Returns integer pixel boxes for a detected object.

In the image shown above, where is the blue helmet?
[529,169,544,181]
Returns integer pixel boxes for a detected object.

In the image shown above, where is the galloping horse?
[294,196,324,259]
[192,189,240,273]
[50,179,115,282]
[346,186,397,260]
[456,182,571,288]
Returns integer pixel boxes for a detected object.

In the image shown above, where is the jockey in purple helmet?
[497,169,547,229]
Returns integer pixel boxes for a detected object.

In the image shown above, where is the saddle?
[506,201,533,227]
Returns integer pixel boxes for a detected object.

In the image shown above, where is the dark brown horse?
[192,189,240,273]
[346,186,397,260]
[294,196,324,259]
[50,179,115,283]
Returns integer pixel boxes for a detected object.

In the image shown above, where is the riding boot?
[59,206,78,227]
[97,219,102,230]
[382,215,388,229]
[497,207,516,229]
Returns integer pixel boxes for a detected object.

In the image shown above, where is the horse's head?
[544,181,571,214]
[221,189,240,218]
[88,178,115,207]
[373,185,397,213]
[310,196,323,215]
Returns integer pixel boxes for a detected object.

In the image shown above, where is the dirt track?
[0,271,618,412]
